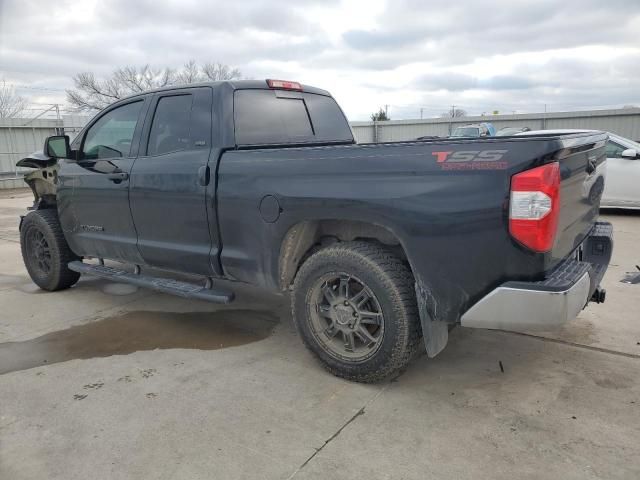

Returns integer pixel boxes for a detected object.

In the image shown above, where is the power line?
[13,84,67,92]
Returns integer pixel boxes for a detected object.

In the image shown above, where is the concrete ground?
[0,188,639,480]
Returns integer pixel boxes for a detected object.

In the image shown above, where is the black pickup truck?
[18,79,612,382]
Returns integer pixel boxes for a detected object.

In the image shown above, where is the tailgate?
[549,132,608,268]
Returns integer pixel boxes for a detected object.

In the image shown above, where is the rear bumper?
[461,221,613,330]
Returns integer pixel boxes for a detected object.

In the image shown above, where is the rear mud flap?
[415,282,449,357]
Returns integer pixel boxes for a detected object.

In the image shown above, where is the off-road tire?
[292,241,422,383]
[20,209,80,291]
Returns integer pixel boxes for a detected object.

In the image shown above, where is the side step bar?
[68,261,234,304]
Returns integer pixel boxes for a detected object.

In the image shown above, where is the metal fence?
[0,119,59,189]
[0,117,87,189]
[350,107,640,144]
[2,107,640,190]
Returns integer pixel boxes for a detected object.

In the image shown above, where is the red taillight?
[266,79,302,91]
[509,162,560,252]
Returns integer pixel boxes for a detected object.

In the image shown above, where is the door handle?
[198,165,210,186]
[107,172,129,182]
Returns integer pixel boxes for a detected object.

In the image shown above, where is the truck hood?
[16,151,57,169]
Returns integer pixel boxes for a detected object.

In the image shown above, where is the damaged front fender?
[17,152,59,209]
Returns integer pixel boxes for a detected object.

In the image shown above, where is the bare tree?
[439,108,467,118]
[202,62,241,81]
[67,60,242,111]
[175,60,199,85]
[0,80,28,118]
[371,108,390,121]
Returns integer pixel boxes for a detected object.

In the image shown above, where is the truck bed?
[218,131,608,324]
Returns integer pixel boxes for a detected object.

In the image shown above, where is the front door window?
[82,101,144,160]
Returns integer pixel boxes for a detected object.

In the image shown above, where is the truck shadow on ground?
[0,309,279,376]
[1,276,622,388]
[600,208,640,217]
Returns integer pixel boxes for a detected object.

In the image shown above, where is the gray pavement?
[1,188,639,479]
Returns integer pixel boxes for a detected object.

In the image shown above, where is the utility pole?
[55,104,63,135]
[420,107,424,120]
[542,103,547,130]
[384,104,389,119]
[449,104,456,135]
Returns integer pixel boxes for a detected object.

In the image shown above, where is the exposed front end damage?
[16,153,58,209]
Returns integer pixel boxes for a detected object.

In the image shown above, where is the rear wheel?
[292,241,421,383]
[20,209,80,291]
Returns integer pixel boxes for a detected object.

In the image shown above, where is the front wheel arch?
[20,209,80,291]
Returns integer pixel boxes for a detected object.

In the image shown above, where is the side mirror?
[44,135,71,159]
[621,148,638,159]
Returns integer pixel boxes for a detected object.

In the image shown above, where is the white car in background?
[517,130,640,209]
[602,133,640,209]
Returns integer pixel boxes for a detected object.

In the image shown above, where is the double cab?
[18,79,612,382]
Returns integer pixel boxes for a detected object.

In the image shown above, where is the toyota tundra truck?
[17,79,613,382]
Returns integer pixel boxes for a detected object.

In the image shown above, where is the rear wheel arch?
[278,219,411,290]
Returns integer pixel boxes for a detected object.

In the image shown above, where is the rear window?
[234,89,353,146]
[452,127,480,137]
[147,94,194,156]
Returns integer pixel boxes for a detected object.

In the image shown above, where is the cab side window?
[81,101,144,160]
[147,94,194,156]
[605,141,626,159]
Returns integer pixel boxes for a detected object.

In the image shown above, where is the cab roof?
[117,79,331,103]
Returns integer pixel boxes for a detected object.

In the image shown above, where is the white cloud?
[1,0,639,120]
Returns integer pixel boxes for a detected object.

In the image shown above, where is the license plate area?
[582,221,613,267]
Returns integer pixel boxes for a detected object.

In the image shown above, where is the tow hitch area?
[590,287,606,304]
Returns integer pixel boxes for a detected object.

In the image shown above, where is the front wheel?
[20,209,80,291]
[292,241,422,383]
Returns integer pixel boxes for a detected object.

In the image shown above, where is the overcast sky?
[1,0,639,120]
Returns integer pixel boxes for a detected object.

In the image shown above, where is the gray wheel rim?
[27,228,51,275]
[308,272,385,362]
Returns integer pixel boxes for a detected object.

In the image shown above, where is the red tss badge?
[432,150,508,170]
